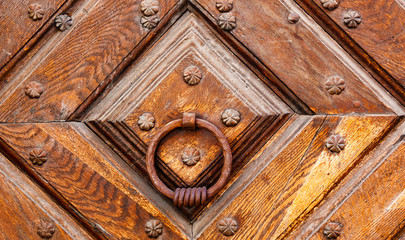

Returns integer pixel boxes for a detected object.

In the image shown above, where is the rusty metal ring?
[146,113,232,203]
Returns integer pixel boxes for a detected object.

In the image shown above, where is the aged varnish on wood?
[0,0,404,239]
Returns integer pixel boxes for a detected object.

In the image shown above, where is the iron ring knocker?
[146,113,233,208]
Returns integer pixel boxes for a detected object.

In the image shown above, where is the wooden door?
[0,0,404,239]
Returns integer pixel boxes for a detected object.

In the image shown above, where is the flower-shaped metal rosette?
[29,149,48,166]
[141,15,160,29]
[140,0,159,16]
[28,3,45,21]
[218,218,238,236]
[138,113,155,131]
[218,13,236,31]
[216,0,233,12]
[325,134,345,153]
[181,147,201,166]
[183,65,202,85]
[55,14,73,31]
[323,222,342,239]
[37,220,55,239]
[221,109,241,126]
[320,0,339,11]
[325,76,345,95]
[25,81,44,98]
[343,10,361,28]
[145,219,163,238]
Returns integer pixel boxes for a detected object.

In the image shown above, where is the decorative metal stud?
[141,15,159,29]
[138,113,155,131]
[55,14,73,31]
[218,13,236,31]
[140,0,159,16]
[320,0,339,11]
[37,220,55,239]
[145,219,163,238]
[216,0,233,12]
[221,109,240,127]
[325,135,345,153]
[181,147,201,166]
[218,218,238,236]
[29,149,48,166]
[183,65,202,85]
[353,101,362,108]
[25,81,44,98]
[28,3,44,21]
[323,222,342,239]
[343,10,361,28]
[325,76,345,95]
[288,12,300,24]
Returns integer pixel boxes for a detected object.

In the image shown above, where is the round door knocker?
[146,112,233,208]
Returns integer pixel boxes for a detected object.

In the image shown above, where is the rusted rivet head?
[323,222,342,239]
[145,219,163,238]
[321,0,339,11]
[25,81,44,98]
[141,15,159,29]
[288,12,300,24]
[181,147,201,166]
[218,13,236,31]
[216,0,233,12]
[138,113,155,131]
[325,134,345,153]
[222,109,240,126]
[29,148,48,166]
[140,0,159,16]
[218,218,238,236]
[183,65,202,85]
[353,101,362,108]
[28,3,44,21]
[37,220,55,239]
[343,10,361,28]
[325,76,345,95]
[55,14,73,31]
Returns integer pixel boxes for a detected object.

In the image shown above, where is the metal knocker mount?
[146,113,233,208]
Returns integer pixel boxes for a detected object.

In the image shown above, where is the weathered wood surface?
[195,115,398,239]
[310,128,405,239]
[0,0,180,122]
[0,123,189,240]
[0,152,92,240]
[311,0,405,88]
[0,0,66,69]
[196,0,401,114]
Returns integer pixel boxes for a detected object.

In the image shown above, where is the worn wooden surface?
[196,0,402,114]
[0,153,92,240]
[0,0,404,239]
[310,131,405,239]
[0,0,66,69]
[0,123,189,240]
[0,0,180,122]
[311,0,405,88]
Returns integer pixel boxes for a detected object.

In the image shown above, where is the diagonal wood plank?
[0,123,189,239]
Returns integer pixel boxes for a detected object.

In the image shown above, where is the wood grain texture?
[195,115,397,239]
[0,0,179,122]
[0,123,188,240]
[196,0,398,114]
[84,12,291,218]
[195,116,325,239]
[0,0,66,70]
[312,0,405,88]
[0,153,92,240]
[310,135,405,240]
